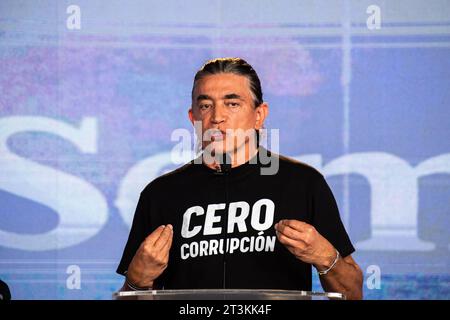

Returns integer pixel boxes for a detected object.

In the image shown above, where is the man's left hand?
[275,219,337,271]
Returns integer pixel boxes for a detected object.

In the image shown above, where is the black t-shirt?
[116,147,355,290]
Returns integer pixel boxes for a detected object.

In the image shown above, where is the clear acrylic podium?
[113,289,345,300]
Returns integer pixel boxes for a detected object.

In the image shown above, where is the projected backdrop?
[0,0,449,299]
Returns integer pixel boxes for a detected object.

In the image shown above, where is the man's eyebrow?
[223,93,243,100]
[196,94,213,101]
[196,93,243,101]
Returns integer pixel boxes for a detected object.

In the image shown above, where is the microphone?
[214,152,232,175]
[220,152,232,174]
[212,151,232,288]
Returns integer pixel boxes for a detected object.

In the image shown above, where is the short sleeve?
[311,175,355,258]
[116,192,151,276]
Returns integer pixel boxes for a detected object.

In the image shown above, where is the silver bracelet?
[124,271,152,291]
[317,250,340,276]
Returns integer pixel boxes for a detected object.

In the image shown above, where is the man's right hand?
[126,224,173,288]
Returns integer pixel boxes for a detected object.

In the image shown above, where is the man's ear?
[188,107,194,125]
[255,102,269,130]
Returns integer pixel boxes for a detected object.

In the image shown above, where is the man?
[117,57,363,299]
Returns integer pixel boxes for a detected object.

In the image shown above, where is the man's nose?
[211,104,226,124]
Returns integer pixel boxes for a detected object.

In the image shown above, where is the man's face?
[189,73,266,155]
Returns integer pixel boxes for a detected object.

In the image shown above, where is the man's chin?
[203,141,249,156]
[209,145,229,155]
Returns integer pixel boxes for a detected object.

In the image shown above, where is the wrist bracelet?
[317,250,340,276]
[124,271,152,291]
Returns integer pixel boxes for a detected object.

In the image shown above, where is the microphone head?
[213,152,231,175]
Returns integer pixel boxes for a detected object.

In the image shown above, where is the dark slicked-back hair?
[192,57,263,108]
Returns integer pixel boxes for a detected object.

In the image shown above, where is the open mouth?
[209,129,225,141]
